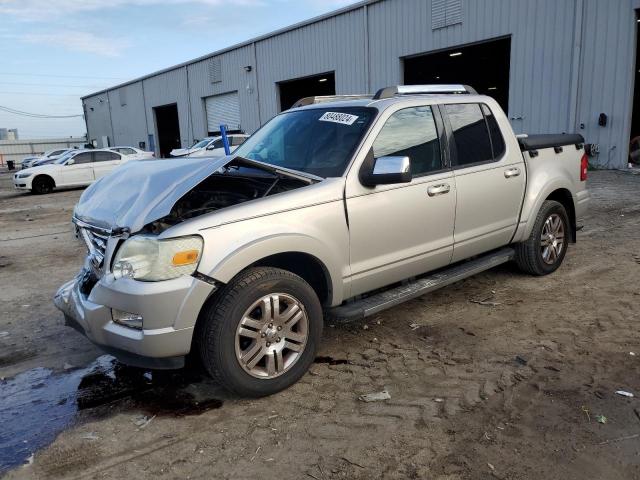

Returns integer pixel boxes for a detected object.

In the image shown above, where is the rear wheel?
[515,200,570,275]
[32,176,54,195]
[198,267,322,397]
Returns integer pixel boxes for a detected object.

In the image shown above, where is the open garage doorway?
[278,72,335,111]
[154,103,181,158]
[404,37,511,113]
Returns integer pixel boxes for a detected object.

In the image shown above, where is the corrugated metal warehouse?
[82,0,640,169]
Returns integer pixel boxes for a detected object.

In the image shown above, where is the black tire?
[515,200,570,276]
[198,267,323,397]
[32,175,54,195]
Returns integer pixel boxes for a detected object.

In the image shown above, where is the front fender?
[197,217,350,306]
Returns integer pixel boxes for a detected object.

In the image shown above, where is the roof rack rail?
[372,84,477,100]
[291,94,373,108]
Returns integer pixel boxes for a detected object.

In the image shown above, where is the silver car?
[55,85,589,397]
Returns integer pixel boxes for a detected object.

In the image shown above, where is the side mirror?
[66,159,75,165]
[359,148,412,186]
[206,145,215,150]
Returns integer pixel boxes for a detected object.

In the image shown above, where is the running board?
[327,247,515,322]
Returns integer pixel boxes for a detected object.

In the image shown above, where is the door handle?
[504,167,521,178]
[427,184,450,196]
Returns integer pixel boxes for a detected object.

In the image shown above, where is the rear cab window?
[444,103,506,167]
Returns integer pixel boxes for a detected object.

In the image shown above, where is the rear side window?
[73,152,93,164]
[445,104,493,167]
[373,106,442,176]
[94,151,120,162]
[481,104,506,159]
[116,148,136,155]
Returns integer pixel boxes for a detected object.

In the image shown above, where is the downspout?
[252,41,262,128]
[568,0,585,132]
[185,65,195,145]
[106,92,115,147]
[363,4,371,93]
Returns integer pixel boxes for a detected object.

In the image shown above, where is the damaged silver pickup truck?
[55,85,590,397]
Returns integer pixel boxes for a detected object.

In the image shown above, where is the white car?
[13,149,130,194]
[170,134,249,158]
[21,148,73,169]
[108,146,155,160]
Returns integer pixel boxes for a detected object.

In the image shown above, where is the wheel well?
[33,174,55,187]
[546,188,576,242]
[251,252,332,306]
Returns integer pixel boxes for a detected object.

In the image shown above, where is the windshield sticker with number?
[318,112,359,125]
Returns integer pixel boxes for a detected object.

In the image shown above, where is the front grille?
[74,219,111,276]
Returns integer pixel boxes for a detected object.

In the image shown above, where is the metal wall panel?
[186,44,259,140]
[107,82,148,149]
[83,94,113,146]
[255,7,367,121]
[367,0,576,136]
[575,0,638,168]
[141,67,191,155]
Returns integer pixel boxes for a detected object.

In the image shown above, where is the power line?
[0,81,107,88]
[0,72,125,80]
[0,105,83,118]
[0,91,83,97]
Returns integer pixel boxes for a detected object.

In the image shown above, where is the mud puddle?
[0,356,224,473]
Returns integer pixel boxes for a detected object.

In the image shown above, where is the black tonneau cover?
[518,134,584,151]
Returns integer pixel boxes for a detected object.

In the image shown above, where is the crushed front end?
[54,218,216,369]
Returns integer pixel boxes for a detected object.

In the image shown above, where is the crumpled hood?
[73,156,230,233]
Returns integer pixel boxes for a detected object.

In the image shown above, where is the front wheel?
[515,200,570,275]
[198,267,323,397]
[31,175,54,195]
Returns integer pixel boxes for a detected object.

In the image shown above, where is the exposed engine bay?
[147,158,313,233]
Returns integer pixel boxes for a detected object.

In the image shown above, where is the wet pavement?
[0,356,225,473]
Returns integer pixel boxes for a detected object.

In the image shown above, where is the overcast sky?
[0,0,359,139]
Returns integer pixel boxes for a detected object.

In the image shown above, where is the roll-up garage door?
[205,92,241,134]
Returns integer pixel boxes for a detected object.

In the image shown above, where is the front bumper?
[13,175,31,190]
[54,266,217,369]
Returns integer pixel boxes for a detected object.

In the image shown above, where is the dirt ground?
[1,169,639,480]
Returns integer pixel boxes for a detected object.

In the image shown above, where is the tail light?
[580,153,588,181]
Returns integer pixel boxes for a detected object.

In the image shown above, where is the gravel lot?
[1,169,639,479]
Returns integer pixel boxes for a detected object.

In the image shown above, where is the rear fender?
[512,178,576,243]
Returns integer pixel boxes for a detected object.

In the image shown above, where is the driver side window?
[372,106,442,176]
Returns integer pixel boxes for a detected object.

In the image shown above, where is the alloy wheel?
[540,213,565,265]
[234,293,308,379]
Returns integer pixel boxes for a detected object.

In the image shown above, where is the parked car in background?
[55,85,590,397]
[21,148,75,169]
[108,146,155,160]
[170,134,249,158]
[13,149,129,194]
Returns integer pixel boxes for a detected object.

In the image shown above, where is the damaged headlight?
[112,235,203,281]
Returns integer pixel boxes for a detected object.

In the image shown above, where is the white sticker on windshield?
[319,111,359,125]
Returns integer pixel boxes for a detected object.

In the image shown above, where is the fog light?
[111,309,143,330]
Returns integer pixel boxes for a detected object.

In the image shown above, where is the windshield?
[233,107,376,178]
[54,152,76,164]
[191,139,212,149]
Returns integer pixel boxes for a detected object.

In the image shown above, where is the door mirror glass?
[361,152,412,186]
